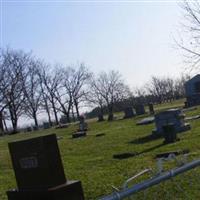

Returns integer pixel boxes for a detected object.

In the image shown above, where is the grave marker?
[72,116,88,138]
[7,134,84,200]
[123,107,135,119]
[135,104,145,115]
[148,103,154,115]
[153,108,190,135]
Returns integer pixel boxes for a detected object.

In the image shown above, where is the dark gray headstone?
[108,113,114,121]
[43,122,50,129]
[123,107,135,119]
[26,127,32,132]
[8,134,66,190]
[98,114,104,122]
[163,123,177,144]
[153,108,190,135]
[72,131,87,138]
[7,135,85,200]
[148,103,154,115]
[185,75,200,107]
[135,104,145,115]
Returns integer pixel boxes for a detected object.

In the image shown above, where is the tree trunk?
[98,106,104,122]
[33,111,38,129]
[0,112,4,135]
[65,112,70,123]
[12,119,18,134]
[52,101,59,125]
[9,108,18,134]
[71,104,76,122]
[107,105,113,121]
[44,99,52,126]
[47,108,52,126]
[74,99,80,119]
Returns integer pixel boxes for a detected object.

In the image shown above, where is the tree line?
[0,48,189,134]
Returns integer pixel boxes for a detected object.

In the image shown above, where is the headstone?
[72,131,87,138]
[7,181,84,200]
[153,108,191,135]
[163,123,177,144]
[43,122,50,129]
[78,117,88,131]
[185,74,200,107]
[108,113,114,121]
[98,114,104,122]
[123,107,135,119]
[7,134,84,200]
[148,103,154,115]
[55,124,69,129]
[59,115,68,124]
[135,104,145,115]
[136,116,155,125]
[26,127,32,132]
[32,126,38,131]
[72,116,88,138]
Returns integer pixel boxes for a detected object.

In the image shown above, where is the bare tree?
[69,63,91,119]
[0,53,8,134]
[146,76,166,103]
[51,66,72,123]
[23,58,42,128]
[37,63,53,126]
[177,1,200,70]
[39,66,60,125]
[1,49,29,133]
[174,74,190,98]
[93,70,130,121]
[87,75,106,121]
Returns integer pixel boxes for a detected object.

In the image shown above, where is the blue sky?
[1,1,184,88]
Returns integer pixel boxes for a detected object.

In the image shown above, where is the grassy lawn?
[1,98,200,199]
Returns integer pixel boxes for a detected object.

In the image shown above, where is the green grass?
[1,98,200,199]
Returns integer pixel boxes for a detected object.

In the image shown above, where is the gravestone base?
[162,124,178,144]
[7,180,84,200]
[152,123,191,135]
[72,131,86,138]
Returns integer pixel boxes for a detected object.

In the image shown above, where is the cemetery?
[3,1,200,199]
[1,98,200,199]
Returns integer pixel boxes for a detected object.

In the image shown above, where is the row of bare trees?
[0,48,132,134]
[133,75,190,105]
[0,47,190,134]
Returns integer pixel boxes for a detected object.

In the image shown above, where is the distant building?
[185,74,200,107]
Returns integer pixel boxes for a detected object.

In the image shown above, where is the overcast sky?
[1,0,185,89]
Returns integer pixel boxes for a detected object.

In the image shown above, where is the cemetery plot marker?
[185,74,200,107]
[148,103,154,115]
[134,104,145,115]
[153,108,190,135]
[123,107,135,119]
[7,134,84,200]
[72,116,88,138]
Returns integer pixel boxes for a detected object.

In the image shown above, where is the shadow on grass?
[137,143,165,155]
[113,152,137,160]
[129,134,162,144]
[113,143,165,160]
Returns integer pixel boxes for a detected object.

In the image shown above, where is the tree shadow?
[137,143,165,155]
[113,152,138,160]
[129,134,162,144]
[113,143,165,160]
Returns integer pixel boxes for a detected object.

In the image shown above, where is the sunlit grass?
[1,98,200,199]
